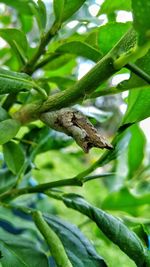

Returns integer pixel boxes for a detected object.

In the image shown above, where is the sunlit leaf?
[53,0,86,23]
[0,28,28,63]
[57,41,102,62]
[98,22,131,55]
[102,187,150,211]
[132,0,150,45]
[127,124,146,178]
[0,119,20,145]
[3,141,25,175]
[121,87,150,125]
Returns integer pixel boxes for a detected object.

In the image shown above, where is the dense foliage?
[0,0,150,266]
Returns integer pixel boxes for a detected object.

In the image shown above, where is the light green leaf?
[121,87,150,125]
[53,0,65,23]
[37,0,47,30]
[29,0,47,32]
[95,129,131,167]
[56,41,102,62]
[53,0,86,23]
[102,187,150,211]
[98,0,131,16]
[128,125,146,178]
[0,68,34,95]
[44,214,107,267]
[3,141,25,175]
[98,22,131,55]
[63,194,148,266]
[0,107,9,122]
[132,0,150,45]
[0,0,32,14]
[0,28,28,63]
[0,119,20,145]
[0,228,49,267]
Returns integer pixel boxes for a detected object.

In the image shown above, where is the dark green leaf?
[3,141,25,175]
[0,68,34,95]
[0,228,49,267]
[121,87,150,125]
[128,124,146,178]
[98,22,131,55]
[63,194,148,266]
[57,41,102,62]
[132,0,150,45]
[44,214,107,267]
[102,187,150,211]
[0,169,17,193]
[0,119,20,145]
[0,28,28,62]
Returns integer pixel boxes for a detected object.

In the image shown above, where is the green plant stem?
[33,52,61,71]
[0,173,113,202]
[126,63,150,84]
[15,55,115,124]
[23,22,61,75]
[32,211,73,267]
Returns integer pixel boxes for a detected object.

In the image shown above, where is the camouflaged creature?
[40,108,113,153]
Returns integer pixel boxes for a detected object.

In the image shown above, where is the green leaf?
[63,194,148,266]
[0,68,34,95]
[0,119,20,145]
[128,125,146,178]
[19,14,33,33]
[41,76,75,91]
[0,228,49,267]
[121,87,150,125]
[29,0,47,32]
[56,41,102,62]
[132,0,150,45]
[98,0,131,15]
[53,0,86,23]
[0,169,17,193]
[98,22,131,55]
[0,28,28,63]
[102,187,150,211]
[0,107,9,122]
[95,129,131,167]
[53,0,65,23]
[0,0,32,14]
[3,141,25,175]
[44,214,107,267]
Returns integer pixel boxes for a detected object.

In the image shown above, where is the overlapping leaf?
[63,194,149,266]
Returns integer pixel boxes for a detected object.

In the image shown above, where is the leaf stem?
[23,22,61,74]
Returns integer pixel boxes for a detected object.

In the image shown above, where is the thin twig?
[126,63,150,84]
